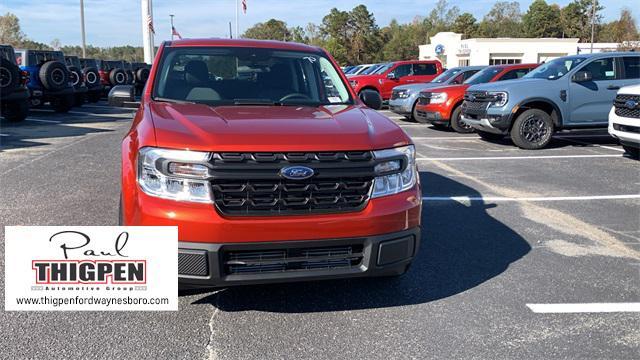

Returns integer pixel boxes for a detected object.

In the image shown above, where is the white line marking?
[25,118,61,124]
[558,136,625,152]
[423,194,640,202]
[0,133,10,137]
[28,108,54,113]
[412,136,479,140]
[417,154,622,161]
[527,303,640,313]
[555,134,612,139]
[68,111,133,118]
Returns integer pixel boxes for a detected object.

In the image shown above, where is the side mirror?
[386,72,398,80]
[571,70,592,83]
[359,89,382,110]
[108,85,135,107]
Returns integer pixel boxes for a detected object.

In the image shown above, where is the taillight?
[21,70,29,85]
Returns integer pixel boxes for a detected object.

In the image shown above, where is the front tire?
[622,145,640,159]
[450,106,473,133]
[2,100,29,122]
[510,109,554,150]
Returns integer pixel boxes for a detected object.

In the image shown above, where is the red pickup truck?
[114,38,421,289]
[415,63,538,133]
[349,60,443,100]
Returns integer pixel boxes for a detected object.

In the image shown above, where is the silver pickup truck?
[461,52,640,149]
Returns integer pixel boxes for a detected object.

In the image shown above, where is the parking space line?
[0,133,10,137]
[422,194,640,202]
[68,111,134,118]
[557,136,625,152]
[25,118,61,124]
[412,136,479,140]
[526,303,640,313]
[417,154,622,161]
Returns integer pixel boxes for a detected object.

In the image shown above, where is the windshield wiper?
[153,97,196,104]
[233,99,276,105]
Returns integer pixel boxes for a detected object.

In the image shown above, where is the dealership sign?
[5,226,178,311]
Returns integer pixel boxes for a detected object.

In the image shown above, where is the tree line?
[1,0,638,65]
[243,0,639,65]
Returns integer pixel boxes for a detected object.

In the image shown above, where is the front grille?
[418,95,430,105]
[210,151,376,216]
[614,94,640,119]
[464,91,495,102]
[178,250,209,276]
[462,100,489,112]
[613,123,640,134]
[223,244,364,275]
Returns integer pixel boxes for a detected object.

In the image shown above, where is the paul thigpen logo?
[32,231,146,285]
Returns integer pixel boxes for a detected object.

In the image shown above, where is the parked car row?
[0,44,150,122]
[373,52,639,153]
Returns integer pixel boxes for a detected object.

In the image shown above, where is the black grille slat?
[178,251,209,276]
[614,94,640,119]
[210,151,376,216]
[224,245,364,275]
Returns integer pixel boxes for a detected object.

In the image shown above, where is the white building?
[419,32,621,69]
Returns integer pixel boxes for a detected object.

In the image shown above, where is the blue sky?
[1,0,630,47]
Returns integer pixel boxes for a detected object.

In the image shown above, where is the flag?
[242,0,247,14]
[172,26,182,40]
[147,14,155,34]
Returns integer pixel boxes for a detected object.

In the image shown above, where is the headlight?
[137,147,212,203]
[489,91,508,107]
[371,145,417,198]
[396,90,410,99]
[429,92,447,104]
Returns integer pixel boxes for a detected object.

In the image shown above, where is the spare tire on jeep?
[0,57,21,96]
[82,66,100,87]
[109,68,127,86]
[39,60,69,91]
[68,65,82,87]
[135,67,150,84]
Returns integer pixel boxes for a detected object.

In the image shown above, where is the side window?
[582,57,616,81]
[392,64,412,78]
[462,69,480,81]
[413,63,437,75]
[450,73,465,84]
[621,56,639,79]
[499,69,530,81]
[15,51,24,66]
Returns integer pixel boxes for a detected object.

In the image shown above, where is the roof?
[165,38,323,53]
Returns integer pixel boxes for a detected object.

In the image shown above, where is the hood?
[149,102,410,152]
[619,83,640,94]
[393,82,446,92]
[418,84,468,94]
[467,77,544,92]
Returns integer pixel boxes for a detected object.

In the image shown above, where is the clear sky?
[1,0,630,47]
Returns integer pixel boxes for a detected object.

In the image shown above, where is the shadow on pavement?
[191,172,531,313]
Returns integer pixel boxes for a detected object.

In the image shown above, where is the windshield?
[65,57,81,68]
[524,57,587,80]
[432,68,462,83]
[153,46,353,106]
[360,64,382,75]
[345,65,362,74]
[464,67,502,85]
[373,63,393,75]
[80,59,97,68]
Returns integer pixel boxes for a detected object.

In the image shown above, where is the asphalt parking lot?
[1,104,639,359]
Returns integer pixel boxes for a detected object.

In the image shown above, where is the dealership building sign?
[5,226,178,311]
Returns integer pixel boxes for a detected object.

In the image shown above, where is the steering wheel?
[279,93,312,102]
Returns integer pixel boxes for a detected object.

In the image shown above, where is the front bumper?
[178,227,420,288]
[461,108,512,135]
[2,87,29,102]
[388,97,414,115]
[609,107,640,146]
[415,108,448,125]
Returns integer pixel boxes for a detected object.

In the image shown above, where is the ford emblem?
[280,166,315,180]
[624,100,638,110]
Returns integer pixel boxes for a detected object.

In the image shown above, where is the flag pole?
[235,0,239,38]
[170,14,175,40]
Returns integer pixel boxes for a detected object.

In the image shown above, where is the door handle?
[607,85,620,90]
